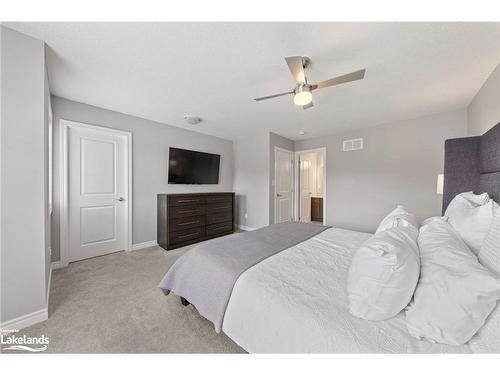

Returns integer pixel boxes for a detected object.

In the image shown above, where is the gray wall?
[468,62,500,136]
[269,132,294,224]
[1,27,49,323]
[51,96,234,261]
[295,109,468,233]
[233,132,270,229]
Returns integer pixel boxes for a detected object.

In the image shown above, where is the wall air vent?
[343,138,364,152]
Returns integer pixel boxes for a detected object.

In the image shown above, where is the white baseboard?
[237,224,257,231]
[0,308,48,331]
[51,261,63,270]
[131,240,158,251]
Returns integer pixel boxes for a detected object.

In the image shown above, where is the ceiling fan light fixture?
[293,84,312,106]
[253,56,365,109]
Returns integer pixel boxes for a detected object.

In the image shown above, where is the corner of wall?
[232,132,270,229]
[467,62,500,136]
[1,26,49,330]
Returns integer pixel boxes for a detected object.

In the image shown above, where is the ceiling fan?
[254,56,365,110]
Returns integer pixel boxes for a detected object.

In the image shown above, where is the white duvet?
[222,227,471,353]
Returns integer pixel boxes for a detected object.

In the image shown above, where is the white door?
[300,156,312,222]
[316,152,324,196]
[68,124,129,262]
[275,148,293,223]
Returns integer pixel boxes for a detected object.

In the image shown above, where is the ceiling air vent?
[343,138,364,152]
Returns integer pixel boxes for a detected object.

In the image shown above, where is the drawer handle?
[213,206,230,210]
[178,232,200,239]
[178,210,196,214]
[178,199,199,203]
[212,224,230,229]
[178,221,199,226]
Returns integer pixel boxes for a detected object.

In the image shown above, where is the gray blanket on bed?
[158,221,330,332]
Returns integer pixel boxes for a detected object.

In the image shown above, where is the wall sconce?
[436,174,444,195]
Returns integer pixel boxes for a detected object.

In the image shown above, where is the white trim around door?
[294,147,327,225]
[274,146,294,224]
[59,119,133,268]
[131,240,158,251]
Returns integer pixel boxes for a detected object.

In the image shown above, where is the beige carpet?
[13,245,245,353]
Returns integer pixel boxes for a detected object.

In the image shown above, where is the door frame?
[59,119,133,267]
[274,146,294,224]
[294,147,327,225]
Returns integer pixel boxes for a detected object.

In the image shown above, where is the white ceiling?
[6,22,500,141]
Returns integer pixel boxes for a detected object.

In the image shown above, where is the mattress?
[222,227,471,353]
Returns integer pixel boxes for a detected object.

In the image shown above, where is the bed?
[222,227,470,353]
[159,122,500,353]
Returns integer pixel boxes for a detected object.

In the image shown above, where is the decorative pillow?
[445,194,498,254]
[479,210,500,275]
[420,216,448,227]
[375,205,418,234]
[458,191,491,206]
[348,226,420,321]
[405,219,500,346]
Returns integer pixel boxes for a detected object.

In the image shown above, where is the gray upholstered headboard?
[443,122,500,214]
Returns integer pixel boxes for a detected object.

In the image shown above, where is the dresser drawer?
[169,195,206,206]
[206,194,232,204]
[170,227,205,244]
[206,221,233,236]
[206,211,232,225]
[169,215,205,232]
[207,202,232,213]
[169,205,206,219]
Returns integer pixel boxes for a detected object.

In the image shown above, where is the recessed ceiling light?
[184,115,202,125]
[299,130,306,135]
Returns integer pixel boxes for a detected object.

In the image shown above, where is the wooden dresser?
[157,192,235,250]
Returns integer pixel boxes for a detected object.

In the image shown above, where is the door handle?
[276,193,283,197]
[118,197,126,202]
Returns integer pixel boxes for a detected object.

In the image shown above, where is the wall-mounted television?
[168,147,220,184]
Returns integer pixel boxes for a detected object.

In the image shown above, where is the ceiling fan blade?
[302,102,314,110]
[253,91,293,101]
[285,56,306,84]
[312,69,365,90]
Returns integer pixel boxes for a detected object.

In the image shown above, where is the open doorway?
[294,148,326,225]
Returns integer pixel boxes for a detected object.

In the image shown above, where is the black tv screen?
[168,147,220,184]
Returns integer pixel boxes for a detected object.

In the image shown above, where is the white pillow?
[471,209,500,353]
[479,210,500,275]
[445,194,498,254]
[459,191,491,206]
[348,226,420,321]
[420,216,448,226]
[468,303,500,353]
[405,219,500,346]
[375,205,418,234]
